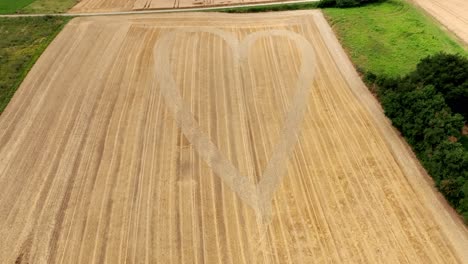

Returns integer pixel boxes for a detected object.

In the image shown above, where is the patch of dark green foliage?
[220,2,319,13]
[0,16,70,114]
[318,0,384,8]
[365,53,468,222]
[409,53,468,120]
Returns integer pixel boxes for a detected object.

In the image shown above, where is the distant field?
[324,0,466,76]
[0,0,35,14]
[69,0,312,13]
[21,0,77,13]
[0,16,70,113]
[0,0,76,14]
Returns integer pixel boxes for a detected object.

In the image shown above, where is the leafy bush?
[379,84,464,152]
[223,2,318,13]
[409,53,468,120]
[370,53,468,222]
[423,141,468,205]
[318,0,383,7]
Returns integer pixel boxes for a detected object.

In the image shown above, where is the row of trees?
[318,0,384,7]
[366,53,468,222]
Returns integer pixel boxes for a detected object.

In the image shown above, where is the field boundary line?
[313,10,468,262]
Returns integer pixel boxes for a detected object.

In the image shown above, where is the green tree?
[370,53,468,222]
[424,141,468,207]
[318,0,383,7]
[410,53,468,119]
[380,85,463,152]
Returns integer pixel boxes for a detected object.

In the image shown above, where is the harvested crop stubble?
[0,11,467,263]
[69,0,280,13]
[411,0,468,44]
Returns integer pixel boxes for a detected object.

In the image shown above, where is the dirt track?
[0,11,467,263]
[411,0,468,44]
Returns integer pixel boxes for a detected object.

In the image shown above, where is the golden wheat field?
[0,11,467,263]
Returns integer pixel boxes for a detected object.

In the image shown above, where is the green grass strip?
[21,0,78,14]
[323,0,466,76]
[0,0,77,14]
[0,0,36,14]
[0,16,70,114]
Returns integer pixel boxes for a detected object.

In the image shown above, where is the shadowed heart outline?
[154,27,316,224]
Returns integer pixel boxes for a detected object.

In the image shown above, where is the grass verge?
[215,1,318,13]
[21,0,77,13]
[323,0,466,76]
[0,0,36,14]
[0,16,70,114]
[0,0,76,14]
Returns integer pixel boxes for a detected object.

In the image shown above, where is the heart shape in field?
[154,27,316,223]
